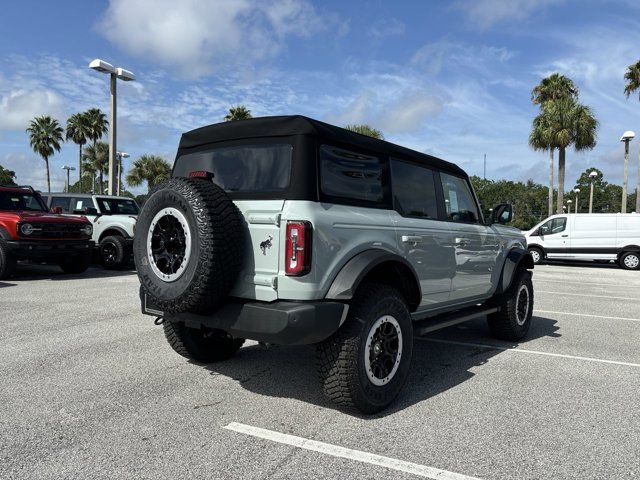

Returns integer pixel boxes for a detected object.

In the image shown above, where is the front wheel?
[487,270,534,341]
[0,240,17,280]
[528,247,544,265]
[619,252,640,270]
[100,235,128,269]
[316,283,413,414]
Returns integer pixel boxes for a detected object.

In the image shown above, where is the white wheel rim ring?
[364,315,403,386]
[147,207,192,283]
[624,254,639,269]
[515,284,530,326]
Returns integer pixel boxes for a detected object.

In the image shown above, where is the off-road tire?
[316,283,413,414]
[487,270,534,341]
[528,247,544,265]
[134,178,244,313]
[163,321,245,363]
[0,239,16,280]
[59,252,92,274]
[619,251,640,270]
[100,235,128,269]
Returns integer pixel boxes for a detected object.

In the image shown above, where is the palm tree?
[529,111,556,216]
[26,116,64,192]
[126,155,171,192]
[624,60,640,99]
[66,112,90,187]
[224,105,252,121]
[531,73,579,105]
[84,108,109,147]
[83,142,109,194]
[540,98,598,213]
[345,124,384,139]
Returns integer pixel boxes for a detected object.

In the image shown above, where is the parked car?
[525,213,640,270]
[0,185,94,279]
[40,193,138,269]
[134,115,534,413]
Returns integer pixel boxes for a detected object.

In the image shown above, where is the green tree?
[26,115,64,192]
[65,112,91,187]
[125,155,171,192]
[537,98,598,213]
[623,60,640,100]
[224,105,252,121]
[345,124,384,139]
[0,165,17,185]
[83,142,109,194]
[84,108,109,148]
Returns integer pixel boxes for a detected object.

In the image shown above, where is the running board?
[412,306,498,336]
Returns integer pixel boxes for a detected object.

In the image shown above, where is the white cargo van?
[524,213,640,270]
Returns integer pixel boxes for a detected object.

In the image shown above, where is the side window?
[50,197,72,213]
[74,199,89,212]
[440,173,480,223]
[540,217,566,234]
[390,159,438,219]
[320,145,383,204]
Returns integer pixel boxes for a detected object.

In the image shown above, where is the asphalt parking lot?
[1,262,639,480]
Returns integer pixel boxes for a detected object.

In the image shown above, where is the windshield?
[0,191,47,212]
[95,197,140,215]
[173,144,293,193]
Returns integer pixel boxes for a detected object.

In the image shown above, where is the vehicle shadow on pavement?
[9,265,137,281]
[0,281,16,288]
[541,260,618,269]
[199,315,560,417]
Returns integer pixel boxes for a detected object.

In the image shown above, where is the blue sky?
[1,0,640,194]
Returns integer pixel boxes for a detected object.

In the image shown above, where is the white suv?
[41,193,138,269]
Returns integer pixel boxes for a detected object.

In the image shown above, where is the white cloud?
[454,0,565,30]
[0,89,65,131]
[369,18,405,39]
[97,0,330,78]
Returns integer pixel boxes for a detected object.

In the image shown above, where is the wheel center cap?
[373,342,382,355]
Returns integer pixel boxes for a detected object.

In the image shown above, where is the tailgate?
[230,200,284,301]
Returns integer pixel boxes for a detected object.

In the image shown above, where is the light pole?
[89,59,135,196]
[588,170,598,213]
[61,165,76,193]
[574,188,580,213]
[637,143,640,213]
[566,199,572,214]
[116,151,130,196]
[620,130,635,213]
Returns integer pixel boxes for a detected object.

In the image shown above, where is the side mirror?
[490,203,513,225]
[51,206,63,214]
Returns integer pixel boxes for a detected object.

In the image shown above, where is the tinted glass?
[320,145,382,203]
[440,173,479,223]
[0,191,47,211]
[96,197,140,215]
[50,197,72,213]
[173,144,292,192]
[73,198,92,212]
[391,160,438,219]
[540,217,566,234]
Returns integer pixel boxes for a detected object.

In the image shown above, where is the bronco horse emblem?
[260,235,273,255]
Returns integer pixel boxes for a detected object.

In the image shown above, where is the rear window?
[320,145,383,204]
[173,144,293,193]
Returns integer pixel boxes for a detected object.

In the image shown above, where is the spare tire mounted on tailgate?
[134,177,244,313]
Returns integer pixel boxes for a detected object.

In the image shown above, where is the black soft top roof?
[178,115,466,176]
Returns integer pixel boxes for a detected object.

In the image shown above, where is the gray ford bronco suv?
[135,116,534,413]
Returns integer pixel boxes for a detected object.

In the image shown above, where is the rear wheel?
[0,240,16,280]
[100,235,128,269]
[316,283,413,414]
[528,247,544,265]
[487,270,534,341]
[59,252,91,274]
[619,251,640,270]
[163,321,244,363]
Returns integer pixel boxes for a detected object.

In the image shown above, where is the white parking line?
[419,338,640,368]
[533,278,637,288]
[536,291,639,301]
[536,310,640,323]
[224,422,482,480]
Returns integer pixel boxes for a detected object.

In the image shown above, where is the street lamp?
[116,151,130,196]
[89,59,135,196]
[566,199,572,214]
[588,170,598,213]
[574,188,580,214]
[61,165,76,193]
[620,130,635,213]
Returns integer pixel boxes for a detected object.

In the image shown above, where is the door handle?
[402,235,423,244]
[455,237,471,247]
[561,235,569,237]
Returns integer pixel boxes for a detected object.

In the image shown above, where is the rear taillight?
[285,221,312,276]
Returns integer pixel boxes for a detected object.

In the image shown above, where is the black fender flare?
[99,226,129,242]
[496,247,534,295]
[619,245,640,257]
[325,249,422,309]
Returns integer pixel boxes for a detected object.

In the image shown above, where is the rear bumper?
[141,290,348,345]
[6,240,94,261]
